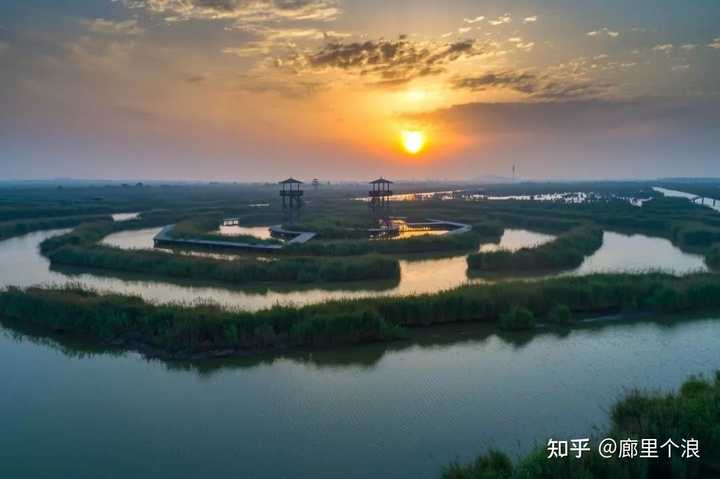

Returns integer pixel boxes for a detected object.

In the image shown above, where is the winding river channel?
[0,198,717,477]
[0,226,706,311]
[2,316,720,478]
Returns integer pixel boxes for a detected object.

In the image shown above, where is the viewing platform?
[153,225,283,253]
[368,177,393,198]
[269,225,317,244]
[153,224,317,253]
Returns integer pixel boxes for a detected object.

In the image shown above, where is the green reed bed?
[0,214,113,241]
[467,226,603,272]
[3,273,720,358]
[443,372,720,479]
[40,220,401,284]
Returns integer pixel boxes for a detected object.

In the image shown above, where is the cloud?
[223,26,348,56]
[652,43,673,53]
[488,13,512,26]
[406,99,720,178]
[671,64,690,72]
[124,0,340,23]
[451,69,609,101]
[463,16,484,24]
[281,37,489,85]
[587,27,619,38]
[680,44,697,51]
[82,18,145,35]
[709,38,720,49]
[523,16,537,23]
[230,74,326,97]
[452,71,536,94]
[507,37,534,51]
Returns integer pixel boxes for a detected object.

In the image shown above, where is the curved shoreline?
[3,271,720,360]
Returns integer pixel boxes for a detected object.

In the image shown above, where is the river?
[0,227,707,311]
[0,218,716,478]
[1,317,719,478]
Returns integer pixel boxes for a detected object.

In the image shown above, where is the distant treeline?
[467,226,603,272]
[443,372,720,478]
[3,272,720,358]
[40,220,401,284]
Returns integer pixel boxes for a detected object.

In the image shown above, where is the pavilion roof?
[370,177,394,184]
[279,178,303,184]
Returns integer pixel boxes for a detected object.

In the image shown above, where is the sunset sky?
[2,0,720,181]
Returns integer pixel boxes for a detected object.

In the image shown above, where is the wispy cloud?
[451,69,610,101]
[680,44,697,51]
[282,36,489,86]
[224,26,348,56]
[587,27,619,38]
[463,16,485,24]
[508,37,533,51]
[652,43,674,53]
[452,71,536,94]
[82,18,145,35]
[709,38,720,49]
[523,16,537,23]
[125,0,340,23]
[488,13,512,26]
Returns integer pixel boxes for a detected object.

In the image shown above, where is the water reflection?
[654,186,720,212]
[111,212,140,221]
[216,224,274,239]
[573,232,707,275]
[102,227,161,250]
[478,229,555,253]
[1,316,720,479]
[0,227,709,312]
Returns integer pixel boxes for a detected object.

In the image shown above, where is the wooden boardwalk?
[153,224,316,253]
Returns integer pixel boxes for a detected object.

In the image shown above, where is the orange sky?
[2,1,720,180]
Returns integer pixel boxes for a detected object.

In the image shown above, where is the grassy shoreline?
[41,220,401,284]
[443,372,720,478]
[0,214,114,241]
[2,272,720,360]
[467,226,603,271]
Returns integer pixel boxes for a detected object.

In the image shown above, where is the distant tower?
[512,163,516,183]
[279,177,303,223]
[369,177,393,218]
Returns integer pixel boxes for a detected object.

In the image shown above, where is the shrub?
[547,304,572,324]
[499,306,535,331]
[445,373,720,479]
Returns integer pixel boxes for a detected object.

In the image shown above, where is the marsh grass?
[467,227,603,272]
[444,372,720,478]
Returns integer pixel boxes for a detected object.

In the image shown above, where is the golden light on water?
[401,130,426,155]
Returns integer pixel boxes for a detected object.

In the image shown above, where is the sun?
[401,130,426,155]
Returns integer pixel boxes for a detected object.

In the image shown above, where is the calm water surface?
[111,212,141,222]
[217,224,274,239]
[654,186,720,212]
[1,318,720,478]
[2,228,707,311]
[478,229,554,252]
